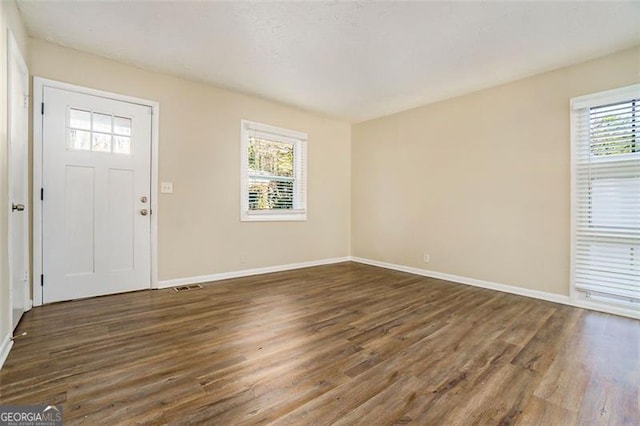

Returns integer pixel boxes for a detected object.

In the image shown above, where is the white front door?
[8,32,30,329]
[42,86,152,303]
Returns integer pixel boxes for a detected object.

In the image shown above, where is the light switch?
[161,181,174,194]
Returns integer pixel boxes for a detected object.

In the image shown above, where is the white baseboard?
[0,333,13,370]
[350,257,639,320]
[158,256,351,289]
[152,254,638,319]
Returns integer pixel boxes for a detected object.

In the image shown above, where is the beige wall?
[29,39,351,282]
[352,46,640,296]
[0,0,29,343]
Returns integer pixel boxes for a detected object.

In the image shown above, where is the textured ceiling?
[16,1,640,122]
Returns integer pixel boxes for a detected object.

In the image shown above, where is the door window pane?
[114,116,132,136]
[69,109,91,130]
[93,113,112,133]
[68,129,91,151]
[92,133,112,153]
[113,136,131,154]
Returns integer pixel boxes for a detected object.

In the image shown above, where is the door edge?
[7,28,30,330]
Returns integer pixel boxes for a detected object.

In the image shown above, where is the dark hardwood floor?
[1,262,638,425]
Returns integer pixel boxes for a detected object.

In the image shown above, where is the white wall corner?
[349,257,640,320]
[0,334,14,370]
[158,256,351,289]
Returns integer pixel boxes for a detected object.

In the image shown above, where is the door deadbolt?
[140,196,148,203]
[12,203,25,212]
[140,209,149,216]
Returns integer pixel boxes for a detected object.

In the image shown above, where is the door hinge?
[40,274,44,287]
[41,102,44,115]
[40,187,44,201]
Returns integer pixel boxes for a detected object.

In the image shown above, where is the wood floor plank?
[576,374,639,426]
[517,396,577,425]
[0,262,637,425]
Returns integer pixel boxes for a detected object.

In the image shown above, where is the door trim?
[7,29,30,328]
[32,77,160,306]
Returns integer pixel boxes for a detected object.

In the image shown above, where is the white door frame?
[32,77,160,306]
[7,30,30,327]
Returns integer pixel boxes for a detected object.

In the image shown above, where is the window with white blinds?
[240,120,307,222]
[571,84,640,305]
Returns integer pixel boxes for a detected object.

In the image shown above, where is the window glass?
[114,116,132,136]
[66,108,132,154]
[67,129,91,151]
[113,136,131,154]
[93,113,112,133]
[590,101,637,157]
[92,133,112,153]
[249,138,294,178]
[69,109,91,130]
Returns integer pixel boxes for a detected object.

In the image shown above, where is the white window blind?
[240,120,307,222]
[571,85,640,304]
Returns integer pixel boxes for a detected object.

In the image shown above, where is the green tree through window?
[248,137,295,210]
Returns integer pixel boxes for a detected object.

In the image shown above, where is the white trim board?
[350,257,640,320]
[32,77,160,306]
[158,257,351,288]
[0,334,14,370]
[158,255,638,319]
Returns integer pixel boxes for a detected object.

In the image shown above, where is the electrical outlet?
[423,253,430,263]
[160,181,174,194]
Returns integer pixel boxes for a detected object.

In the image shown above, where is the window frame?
[240,119,307,222]
[569,83,640,306]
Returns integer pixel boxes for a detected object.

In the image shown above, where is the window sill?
[241,211,307,222]
[570,292,640,320]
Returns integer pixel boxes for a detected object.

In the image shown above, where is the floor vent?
[173,284,203,292]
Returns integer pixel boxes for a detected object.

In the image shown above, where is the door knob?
[12,203,25,212]
[140,209,149,216]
